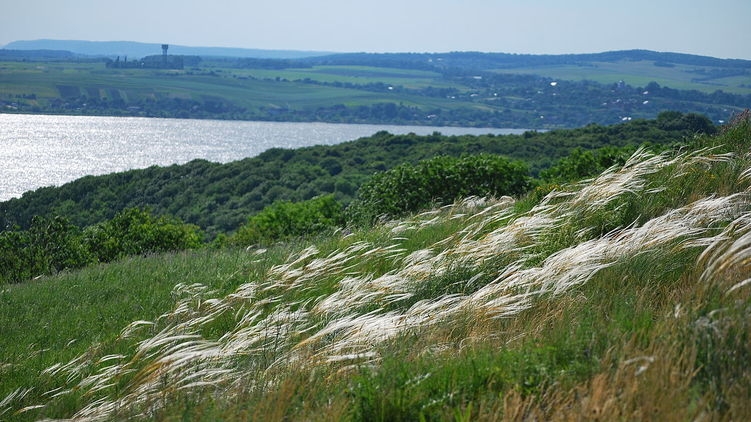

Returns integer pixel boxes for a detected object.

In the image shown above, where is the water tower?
[162,44,169,56]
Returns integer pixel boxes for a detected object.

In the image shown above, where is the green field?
[2,47,750,419]
[1,62,398,107]
[0,61,485,122]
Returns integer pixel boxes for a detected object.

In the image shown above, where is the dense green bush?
[539,146,637,183]
[656,110,717,134]
[0,216,92,283]
[347,154,530,224]
[229,195,345,246]
[0,208,202,284]
[84,208,203,263]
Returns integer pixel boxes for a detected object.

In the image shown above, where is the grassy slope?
[1,117,751,420]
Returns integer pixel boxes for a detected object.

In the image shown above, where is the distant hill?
[1,40,748,128]
[2,39,331,59]
[5,40,750,71]
[6,40,751,67]
[306,49,751,70]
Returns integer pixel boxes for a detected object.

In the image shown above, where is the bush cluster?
[228,194,344,247]
[538,146,637,183]
[346,154,531,225]
[0,208,201,283]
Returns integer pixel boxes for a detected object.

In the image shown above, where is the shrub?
[539,146,636,183]
[657,110,717,135]
[230,195,345,246]
[347,154,530,225]
[83,207,203,263]
[0,216,92,283]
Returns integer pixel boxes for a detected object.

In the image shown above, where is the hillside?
[1,114,749,420]
[1,44,749,128]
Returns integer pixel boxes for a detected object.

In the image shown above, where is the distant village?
[105,44,198,69]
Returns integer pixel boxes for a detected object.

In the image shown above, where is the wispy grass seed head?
[16,143,751,420]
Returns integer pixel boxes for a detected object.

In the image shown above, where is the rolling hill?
[1,41,749,128]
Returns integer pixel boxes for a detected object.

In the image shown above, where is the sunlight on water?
[0,114,527,201]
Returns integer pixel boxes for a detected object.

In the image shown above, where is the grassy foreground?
[2,116,751,420]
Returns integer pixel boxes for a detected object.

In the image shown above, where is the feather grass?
[7,131,751,420]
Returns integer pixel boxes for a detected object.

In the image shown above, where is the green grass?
[0,248,268,409]
[2,117,751,420]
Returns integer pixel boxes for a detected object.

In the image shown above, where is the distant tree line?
[0,49,78,61]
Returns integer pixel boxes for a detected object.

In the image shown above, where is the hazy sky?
[2,0,750,59]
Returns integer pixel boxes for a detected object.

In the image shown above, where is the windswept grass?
[2,114,751,420]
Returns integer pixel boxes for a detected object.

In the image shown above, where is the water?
[0,114,527,201]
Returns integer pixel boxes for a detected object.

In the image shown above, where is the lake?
[0,114,528,201]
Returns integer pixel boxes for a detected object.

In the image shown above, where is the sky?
[2,0,750,60]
